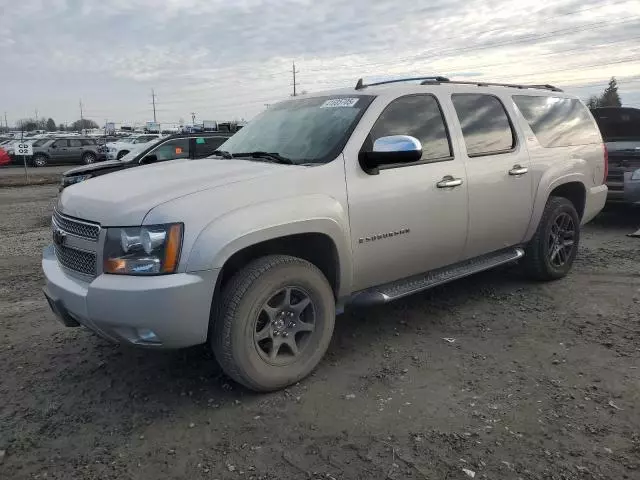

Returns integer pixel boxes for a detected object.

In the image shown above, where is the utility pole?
[79,99,84,132]
[35,109,39,124]
[291,61,300,97]
[191,112,196,125]
[151,89,157,123]
[4,112,7,132]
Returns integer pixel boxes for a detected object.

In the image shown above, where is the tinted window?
[80,139,96,146]
[53,139,68,148]
[194,136,229,158]
[32,139,49,147]
[369,95,451,162]
[452,94,515,156]
[513,96,600,147]
[69,139,82,147]
[148,138,189,162]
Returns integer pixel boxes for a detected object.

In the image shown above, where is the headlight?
[631,169,640,181]
[103,223,183,275]
[62,174,92,187]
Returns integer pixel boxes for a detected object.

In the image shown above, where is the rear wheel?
[32,154,47,167]
[523,196,580,280]
[212,255,335,392]
[82,152,96,164]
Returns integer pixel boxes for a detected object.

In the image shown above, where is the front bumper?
[42,245,219,348]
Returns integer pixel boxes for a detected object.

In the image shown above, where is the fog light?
[137,328,160,343]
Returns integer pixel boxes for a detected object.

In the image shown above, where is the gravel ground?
[0,185,639,480]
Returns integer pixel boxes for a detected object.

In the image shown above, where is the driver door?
[345,94,469,291]
[49,139,69,162]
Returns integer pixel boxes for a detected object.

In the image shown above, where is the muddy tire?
[82,152,97,164]
[524,196,580,281]
[212,255,335,392]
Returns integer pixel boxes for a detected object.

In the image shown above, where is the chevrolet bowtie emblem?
[53,226,67,246]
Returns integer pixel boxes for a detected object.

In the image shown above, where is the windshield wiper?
[212,150,233,159]
[231,151,295,165]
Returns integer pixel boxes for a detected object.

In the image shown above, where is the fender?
[186,194,353,297]
[523,169,588,242]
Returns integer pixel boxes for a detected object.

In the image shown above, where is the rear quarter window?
[513,96,601,147]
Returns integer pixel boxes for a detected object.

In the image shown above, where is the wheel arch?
[524,174,588,242]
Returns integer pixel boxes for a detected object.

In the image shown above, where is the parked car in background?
[106,134,163,160]
[591,107,640,205]
[44,77,607,392]
[60,132,233,189]
[30,137,106,167]
[0,147,10,166]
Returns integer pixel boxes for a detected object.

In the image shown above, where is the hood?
[58,158,285,225]
[63,159,123,177]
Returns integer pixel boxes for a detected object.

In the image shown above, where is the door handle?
[436,176,463,188]
[509,165,529,176]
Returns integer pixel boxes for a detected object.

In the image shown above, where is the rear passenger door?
[450,93,533,258]
[68,139,84,162]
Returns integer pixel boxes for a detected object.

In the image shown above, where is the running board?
[349,247,525,307]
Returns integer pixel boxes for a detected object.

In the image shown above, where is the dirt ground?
[0,184,639,480]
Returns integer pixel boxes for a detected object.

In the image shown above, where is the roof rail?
[354,76,562,92]
[355,76,450,90]
[441,80,563,92]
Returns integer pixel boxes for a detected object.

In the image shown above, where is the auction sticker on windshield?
[321,98,359,108]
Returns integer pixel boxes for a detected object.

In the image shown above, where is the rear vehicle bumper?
[582,184,608,224]
[42,245,218,348]
[606,177,640,205]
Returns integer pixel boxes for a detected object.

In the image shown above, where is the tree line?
[3,118,99,133]
[586,77,622,109]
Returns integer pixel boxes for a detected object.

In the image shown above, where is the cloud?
[0,0,639,124]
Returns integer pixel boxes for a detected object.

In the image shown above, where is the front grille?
[53,210,100,241]
[54,244,97,276]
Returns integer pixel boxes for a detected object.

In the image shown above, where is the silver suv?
[42,77,607,391]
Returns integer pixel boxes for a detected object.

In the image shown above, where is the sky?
[1,0,639,128]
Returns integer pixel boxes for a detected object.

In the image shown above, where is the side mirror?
[140,154,158,164]
[359,135,422,175]
[50,144,57,149]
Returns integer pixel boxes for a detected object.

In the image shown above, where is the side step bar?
[349,247,524,307]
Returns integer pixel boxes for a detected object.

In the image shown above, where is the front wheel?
[523,196,580,280]
[212,255,335,392]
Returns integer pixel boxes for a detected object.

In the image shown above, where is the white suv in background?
[107,134,163,160]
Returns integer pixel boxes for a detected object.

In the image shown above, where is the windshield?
[592,108,640,143]
[218,95,374,164]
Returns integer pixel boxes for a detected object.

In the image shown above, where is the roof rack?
[355,76,450,90]
[354,76,562,92]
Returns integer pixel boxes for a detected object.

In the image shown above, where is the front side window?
[452,94,515,156]
[219,95,375,164]
[368,94,452,163]
[53,139,68,148]
[148,138,189,162]
[514,96,603,147]
[194,136,228,158]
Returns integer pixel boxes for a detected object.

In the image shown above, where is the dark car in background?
[591,107,640,205]
[60,132,233,189]
[31,137,106,167]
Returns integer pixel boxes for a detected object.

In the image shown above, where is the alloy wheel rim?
[254,286,316,365]
[548,212,575,267]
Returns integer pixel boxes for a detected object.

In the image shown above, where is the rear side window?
[452,94,515,156]
[69,139,82,147]
[513,96,600,147]
[369,94,452,162]
[80,139,95,146]
[194,136,229,158]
